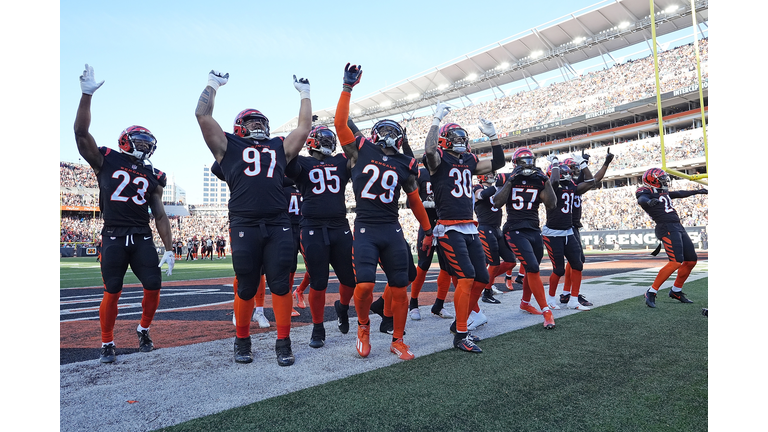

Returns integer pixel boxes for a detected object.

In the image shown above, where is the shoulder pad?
[99,146,110,156]
[155,169,167,187]
[636,186,651,196]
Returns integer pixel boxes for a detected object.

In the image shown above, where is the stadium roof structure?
[274,0,708,134]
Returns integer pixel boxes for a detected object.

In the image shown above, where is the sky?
[57,0,706,204]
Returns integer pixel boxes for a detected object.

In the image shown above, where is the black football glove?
[604,147,614,165]
[581,149,591,161]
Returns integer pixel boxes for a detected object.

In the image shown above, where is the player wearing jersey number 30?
[334,63,435,361]
[74,64,176,364]
[195,69,312,366]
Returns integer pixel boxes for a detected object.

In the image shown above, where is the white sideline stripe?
[60,262,708,432]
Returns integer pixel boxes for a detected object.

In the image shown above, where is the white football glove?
[546,154,559,165]
[478,118,497,139]
[294,75,310,99]
[433,101,450,121]
[79,64,105,95]
[158,251,175,276]
[571,154,588,169]
[208,70,229,91]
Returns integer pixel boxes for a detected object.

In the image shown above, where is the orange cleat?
[356,324,371,357]
[519,301,543,315]
[542,309,555,329]
[293,288,306,309]
[505,276,514,291]
[390,338,415,360]
[291,308,300,317]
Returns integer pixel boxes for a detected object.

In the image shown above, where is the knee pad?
[103,277,124,295]
[524,262,540,274]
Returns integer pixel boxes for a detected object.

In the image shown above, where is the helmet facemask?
[372,121,403,150]
[312,128,337,156]
[242,116,270,140]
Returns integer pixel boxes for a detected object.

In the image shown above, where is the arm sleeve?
[406,189,432,232]
[479,186,497,200]
[334,91,356,146]
[669,190,699,199]
[491,145,505,171]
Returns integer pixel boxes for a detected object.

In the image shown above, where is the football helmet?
[234,109,270,140]
[512,148,535,168]
[477,172,496,185]
[370,119,404,150]
[118,126,157,161]
[305,125,337,156]
[438,123,470,153]
[547,164,572,182]
[643,168,670,191]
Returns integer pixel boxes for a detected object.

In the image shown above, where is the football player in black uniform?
[424,101,506,352]
[285,126,356,347]
[195,69,312,366]
[494,148,557,329]
[541,157,594,311]
[557,149,613,307]
[74,64,175,363]
[637,168,707,308]
[334,63,434,361]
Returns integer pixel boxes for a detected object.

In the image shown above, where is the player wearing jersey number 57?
[195,69,312,366]
[423,101,506,352]
[334,63,434,361]
[637,168,707,308]
[74,64,175,364]
[493,148,558,329]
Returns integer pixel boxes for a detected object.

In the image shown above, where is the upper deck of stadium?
[273,0,708,135]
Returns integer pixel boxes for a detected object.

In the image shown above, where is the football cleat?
[514,275,524,285]
[576,294,593,306]
[137,329,153,352]
[482,290,501,304]
[291,308,300,317]
[491,285,505,295]
[431,306,454,319]
[542,310,555,329]
[252,310,271,328]
[335,300,350,334]
[566,300,591,311]
[356,324,371,357]
[559,293,571,304]
[519,301,543,315]
[99,343,116,364]
[669,290,694,303]
[546,296,561,310]
[449,321,481,342]
[645,290,657,308]
[390,338,415,360]
[454,333,482,353]
[467,310,488,331]
[505,276,514,290]
[275,337,295,366]
[293,288,306,309]
[234,336,253,364]
[409,307,422,321]
[379,316,394,334]
[309,324,325,349]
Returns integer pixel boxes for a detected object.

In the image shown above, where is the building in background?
[202,164,229,205]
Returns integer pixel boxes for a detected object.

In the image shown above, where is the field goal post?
[649,0,708,186]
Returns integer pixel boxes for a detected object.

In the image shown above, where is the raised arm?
[475,118,506,175]
[334,63,363,166]
[74,64,105,174]
[195,70,229,163]
[283,75,313,162]
[423,102,449,174]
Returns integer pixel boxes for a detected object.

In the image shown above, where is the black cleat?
[577,294,593,306]
[234,336,253,363]
[379,316,404,336]
[454,333,482,353]
[276,337,295,366]
[702,308,708,317]
[481,290,501,304]
[514,275,524,285]
[137,329,153,352]
[559,293,571,304]
[645,290,657,308]
[99,343,116,363]
[669,290,693,303]
[334,300,350,334]
[309,324,325,348]
[449,321,480,342]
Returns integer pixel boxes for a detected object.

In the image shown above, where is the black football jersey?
[417,167,438,226]
[351,136,418,224]
[636,186,680,224]
[431,148,479,221]
[473,184,502,226]
[501,172,548,232]
[285,181,302,226]
[571,171,585,229]
[219,133,289,226]
[97,147,166,234]
[290,154,351,227]
[546,180,577,230]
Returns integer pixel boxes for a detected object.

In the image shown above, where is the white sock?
[255,307,264,313]
[102,341,115,347]
[671,286,683,292]
[648,287,658,294]
[137,325,149,332]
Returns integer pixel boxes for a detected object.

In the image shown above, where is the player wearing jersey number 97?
[195,69,313,367]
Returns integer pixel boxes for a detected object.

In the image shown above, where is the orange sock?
[99,291,121,343]
[308,288,326,324]
[234,295,254,338]
[353,282,375,325]
[410,267,428,300]
[563,263,572,293]
[436,270,451,301]
[548,273,561,297]
[454,278,473,333]
[569,269,583,297]
[383,284,393,317]
[254,275,266,308]
[468,280,485,313]
[339,283,355,306]
[297,272,310,294]
[673,261,697,288]
[390,286,408,339]
[653,260,683,289]
[521,275,532,303]
[139,289,160,329]
[271,293,293,339]
[485,265,500,290]
[526,272,548,309]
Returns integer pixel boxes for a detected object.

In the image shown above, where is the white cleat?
[252,310,271,328]
[467,310,488,331]
[491,285,504,295]
[547,296,561,310]
[409,308,422,321]
[433,308,454,319]
[567,301,591,311]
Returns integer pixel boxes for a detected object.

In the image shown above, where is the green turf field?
[155,277,708,432]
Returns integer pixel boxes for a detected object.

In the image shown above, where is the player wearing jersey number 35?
[334,63,435,361]
[195,69,313,366]
[74,64,176,364]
